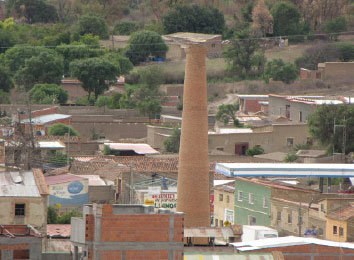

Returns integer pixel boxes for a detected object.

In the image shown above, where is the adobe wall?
[61,83,88,102]
[88,186,115,204]
[324,62,354,82]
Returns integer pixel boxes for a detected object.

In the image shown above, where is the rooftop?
[47,224,71,238]
[21,114,71,125]
[327,204,354,221]
[38,141,66,149]
[215,163,354,177]
[164,32,221,43]
[231,236,354,251]
[104,143,159,155]
[79,175,106,186]
[0,225,42,238]
[45,173,86,185]
[0,171,41,197]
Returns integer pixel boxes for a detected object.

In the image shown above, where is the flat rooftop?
[215,163,354,177]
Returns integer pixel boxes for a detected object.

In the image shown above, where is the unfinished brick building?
[177,43,210,235]
[71,204,184,260]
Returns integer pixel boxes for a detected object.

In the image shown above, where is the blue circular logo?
[68,181,84,194]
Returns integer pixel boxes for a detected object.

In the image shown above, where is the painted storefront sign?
[49,180,89,206]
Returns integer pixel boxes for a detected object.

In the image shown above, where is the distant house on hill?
[300,62,354,82]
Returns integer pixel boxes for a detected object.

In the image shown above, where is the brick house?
[71,204,184,260]
[0,225,42,260]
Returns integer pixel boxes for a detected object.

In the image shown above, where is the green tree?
[0,90,10,104]
[163,127,181,153]
[308,105,354,154]
[125,30,168,65]
[264,59,298,84]
[12,0,58,23]
[49,152,71,167]
[133,66,164,118]
[114,21,140,35]
[70,57,119,100]
[14,51,64,91]
[271,1,307,40]
[47,206,58,224]
[0,66,14,92]
[104,52,133,75]
[223,24,265,78]
[163,5,225,34]
[29,84,68,104]
[76,13,109,39]
[337,43,354,62]
[1,46,47,75]
[216,102,242,127]
[48,123,79,136]
[0,30,16,54]
[323,16,347,41]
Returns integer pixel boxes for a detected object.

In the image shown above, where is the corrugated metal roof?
[38,141,66,149]
[184,253,274,260]
[231,236,354,251]
[47,224,71,238]
[21,114,71,125]
[45,174,85,185]
[184,227,241,239]
[104,143,159,155]
[0,171,41,197]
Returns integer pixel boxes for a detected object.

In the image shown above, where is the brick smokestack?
[177,44,210,229]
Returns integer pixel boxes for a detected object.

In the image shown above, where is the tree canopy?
[223,24,265,78]
[163,127,180,153]
[14,50,64,91]
[216,102,242,127]
[70,57,119,100]
[48,123,79,136]
[28,84,68,104]
[0,66,14,92]
[10,0,58,23]
[308,105,354,154]
[125,30,168,65]
[163,5,225,35]
[270,1,305,38]
[76,13,109,39]
[264,59,298,84]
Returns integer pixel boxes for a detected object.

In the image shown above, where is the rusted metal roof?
[184,226,242,239]
[0,171,40,197]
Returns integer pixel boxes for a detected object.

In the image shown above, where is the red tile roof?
[45,174,85,185]
[47,224,71,238]
[327,204,354,221]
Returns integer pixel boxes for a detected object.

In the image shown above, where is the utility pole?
[129,163,134,204]
[298,202,302,237]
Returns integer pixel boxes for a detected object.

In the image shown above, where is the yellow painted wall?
[326,218,347,242]
[213,189,234,226]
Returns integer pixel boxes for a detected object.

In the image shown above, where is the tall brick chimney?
[177,44,210,231]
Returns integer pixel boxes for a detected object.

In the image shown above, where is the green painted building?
[234,178,271,226]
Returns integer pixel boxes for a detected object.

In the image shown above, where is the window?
[263,197,269,208]
[219,220,223,227]
[212,43,216,48]
[339,227,344,236]
[299,111,303,122]
[15,204,25,216]
[288,213,292,224]
[320,203,325,212]
[238,191,243,201]
[216,147,224,151]
[248,216,256,225]
[287,138,294,147]
[277,211,281,221]
[226,195,230,203]
[249,193,254,204]
[333,225,338,235]
[219,194,223,202]
[215,219,218,227]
